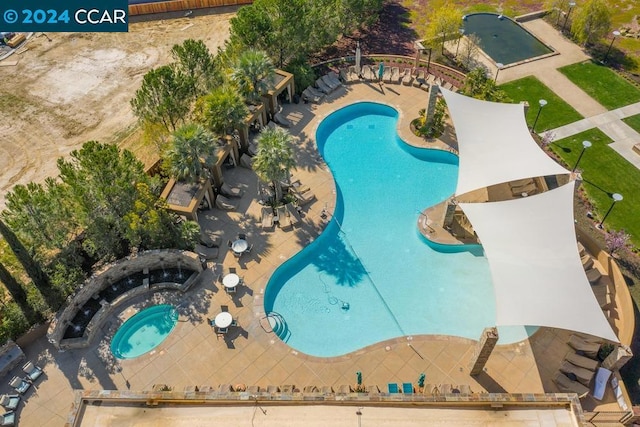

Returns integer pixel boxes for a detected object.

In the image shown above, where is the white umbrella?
[355,41,361,75]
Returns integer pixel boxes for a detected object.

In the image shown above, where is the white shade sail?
[459,182,618,342]
[440,88,570,197]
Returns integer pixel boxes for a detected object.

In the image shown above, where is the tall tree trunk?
[0,219,60,309]
[0,262,41,324]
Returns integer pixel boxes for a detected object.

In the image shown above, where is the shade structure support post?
[469,327,499,376]
[602,345,633,371]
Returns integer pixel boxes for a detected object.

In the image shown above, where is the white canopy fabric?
[440,88,570,197]
[459,182,618,342]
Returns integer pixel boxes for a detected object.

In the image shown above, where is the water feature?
[111,305,179,359]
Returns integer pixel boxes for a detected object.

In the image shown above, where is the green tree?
[461,68,511,102]
[231,49,276,104]
[171,39,222,99]
[252,126,296,202]
[162,124,217,183]
[130,65,191,132]
[571,0,611,46]
[194,85,249,136]
[425,2,463,55]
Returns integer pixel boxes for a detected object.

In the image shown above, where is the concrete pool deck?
[5,81,630,426]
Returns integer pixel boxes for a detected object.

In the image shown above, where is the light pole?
[604,30,621,63]
[572,140,591,172]
[598,193,623,229]
[494,63,504,83]
[562,1,576,33]
[531,99,547,133]
[455,28,465,58]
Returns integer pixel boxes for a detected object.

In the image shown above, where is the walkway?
[489,19,640,170]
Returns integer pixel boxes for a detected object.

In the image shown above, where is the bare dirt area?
[0,8,238,210]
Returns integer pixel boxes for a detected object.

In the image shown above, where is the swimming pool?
[264,102,529,357]
[111,304,178,359]
[462,13,553,65]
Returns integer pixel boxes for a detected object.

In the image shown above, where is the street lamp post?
[455,28,465,58]
[598,193,623,229]
[494,63,504,83]
[562,1,576,33]
[572,140,592,172]
[604,30,621,63]
[531,99,547,133]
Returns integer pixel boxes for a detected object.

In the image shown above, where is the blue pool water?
[463,13,553,65]
[264,102,529,357]
[111,304,178,359]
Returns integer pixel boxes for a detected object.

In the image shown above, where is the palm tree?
[252,126,296,203]
[194,85,249,137]
[162,124,217,183]
[231,49,276,104]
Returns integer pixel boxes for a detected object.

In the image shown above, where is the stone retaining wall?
[48,250,203,350]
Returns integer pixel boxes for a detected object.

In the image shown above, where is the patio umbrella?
[355,41,361,75]
[378,61,384,81]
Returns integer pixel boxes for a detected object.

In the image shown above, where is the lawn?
[622,113,640,133]
[558,61,640,110]
[499,76,583,133]
[549,128,640,247]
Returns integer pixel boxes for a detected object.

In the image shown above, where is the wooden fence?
[129,0,252,16]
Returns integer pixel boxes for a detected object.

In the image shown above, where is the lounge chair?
[281,384,296,393]
[559,360,595,386]
[387,383,400,394]
[261,207,275,229]
[592,283,611,308]
[443,81,453,90]
[215,195,237,211]
[220,182,244,198]
[267,385,280,393]
[0,411,14,427]
[401,68,413,86]
[586,267,602,284]
[553,372,589,398]
[247,385,261,394]
[218,384,233,393]
[382,67,392,83]
[593,367,612,400]
[22,360,43,382]
[577,242,587,257]
[390,67,401,84]
[366,384,380,394]
[8,377,29,395]
[565,352,599,371]
[199,232,221,248]
[303,385,319,393]
[292,189,316,206]
[194,243,219,260]
[0,395,19,411]
[321,386,334,394]
[458,384,472,394]
[302,87,323,104]
[426,74,437,85]
[440,384,452,394]
[329,71,343,85]
[285,202,302,228]
[274,109,292,127]
[239,154,253,169]
[402,382,414,394]
[413,69,425,87]
[282,179,310,193]
[581,254,594,270]
[276,205,291,230]
[322,74,341,91]
[315,78,333,94]
[362,65,375,81]
[248,142,259,157]
[568,335,601,359]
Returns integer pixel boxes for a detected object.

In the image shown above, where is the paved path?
[484,19,640,169]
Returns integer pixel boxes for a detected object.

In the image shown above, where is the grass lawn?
[549,128,640,246]
[499,76,583,133]
[622,114,640,133]
[558,61,640,110]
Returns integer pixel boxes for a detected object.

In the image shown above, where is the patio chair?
[276,205,292,231]
[559,360,595,386]
[553,372,589,398]
[592,283,612,308]
[402,383,414,394]
[281,384,297,393]
[199,232,221,248]
[215,326,228,335]
[593,367,612,400]
[413,69,425,87]
[338,384,353,393]
[366,384,380,394]
[225,285,237,294]
[458,384,472,394]
[387,383,400,394]
[267,385,280,393]
[220,182,244,198]
[194,244,219,260]
[248,142,259,156]
[247,385,261,394]
[382,66,392,83]
[390,67,401,84]
[239,154,253,169]
[274,110,292,128]
[218,384,233,393]
[22,361,43,382]
[568,335,601,359]
[0,411,15,427]
[292,189,316,206]
[401,68,413,86]
[321,386,334,394]
[302,87,323,104]
[321,74,341,91]
[361,65,375,81]
[586,267,602,284]
[303,385,319,393]
[315,78,333,94]
[565,352,599,371]
[307,86,326,99]
[8,377,29,395]
[281,179,310,193]
[0,395,19,411]
[261,207,275,229]
[215,195,237,211]
[329,71,343,85]
[285,203,302,228]
[440,384,452,394]
[581,254,594,270]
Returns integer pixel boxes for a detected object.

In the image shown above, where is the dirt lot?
[0,8,238,210]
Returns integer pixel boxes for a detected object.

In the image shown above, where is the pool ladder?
[261,312,291,341]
